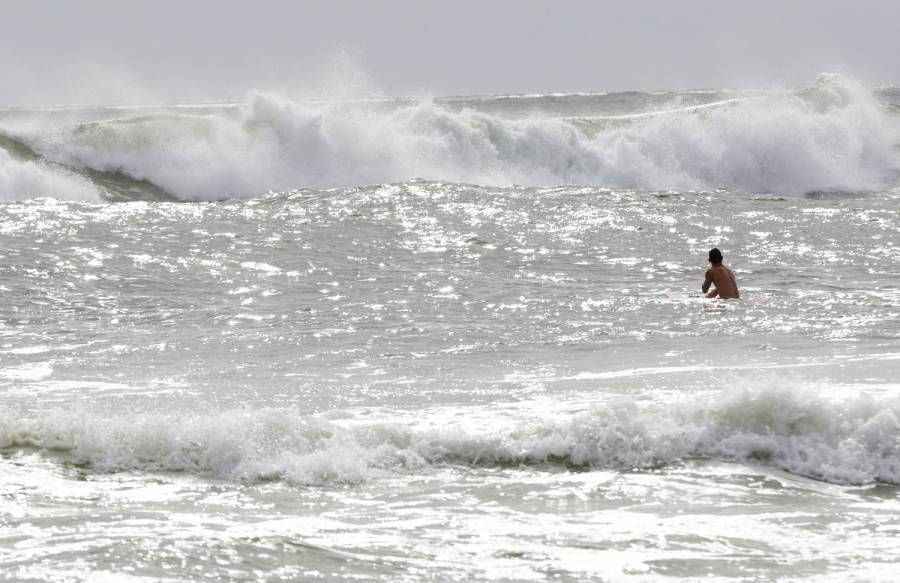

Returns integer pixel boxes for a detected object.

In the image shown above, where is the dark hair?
[708,248,723,264]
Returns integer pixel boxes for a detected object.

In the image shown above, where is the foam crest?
[0,148,100,201]
[607,75,899,194]
[2,381,898,486]
[1,74,898,200]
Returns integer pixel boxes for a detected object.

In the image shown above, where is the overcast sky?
[3,0,899,105]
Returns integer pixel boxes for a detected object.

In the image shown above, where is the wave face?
[3,381,899,486]
[0,74,898,201]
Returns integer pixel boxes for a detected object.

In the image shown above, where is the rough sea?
[1,74,899,581]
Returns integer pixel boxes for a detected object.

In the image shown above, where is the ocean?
[1,73,899,581]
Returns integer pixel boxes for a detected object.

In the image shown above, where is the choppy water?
[2,75,900,581]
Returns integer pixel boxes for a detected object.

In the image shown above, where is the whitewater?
[1,74,899,581]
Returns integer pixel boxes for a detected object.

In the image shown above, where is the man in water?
[702,248,740,299]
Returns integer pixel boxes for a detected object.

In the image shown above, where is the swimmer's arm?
[702,270,713,294]
[706,288,719,298]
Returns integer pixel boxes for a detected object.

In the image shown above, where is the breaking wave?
[2,381,898,486]
[0,74,898,201]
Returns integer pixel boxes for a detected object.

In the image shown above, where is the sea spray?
[1,74,897,200]
[0,148,101,201]
[3,381,898,486]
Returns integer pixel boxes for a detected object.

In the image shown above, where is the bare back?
[703,264,739,299]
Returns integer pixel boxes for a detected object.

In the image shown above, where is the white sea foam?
[2,380,898,486]
[1,74,897,201]
[0,149,100,201]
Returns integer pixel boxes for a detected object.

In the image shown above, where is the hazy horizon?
[3,0,899,106]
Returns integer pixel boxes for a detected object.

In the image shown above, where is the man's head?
[708,248,723,265]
